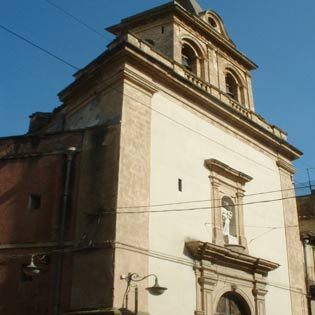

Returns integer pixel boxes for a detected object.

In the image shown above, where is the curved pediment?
[199,10,234,44]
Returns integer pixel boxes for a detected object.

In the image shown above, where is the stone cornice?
[63,308,133,315]
[186,241,279,276]
[204,159,252,185]
[276,158,296,175]
[58,33,302,161]
[122,68,159,95]
[120,34,301,160]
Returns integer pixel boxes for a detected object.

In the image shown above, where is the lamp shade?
[146,278,167,296]
[23,256,41,276]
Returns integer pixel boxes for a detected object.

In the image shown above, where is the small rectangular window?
[28,194,41,210]
[161,26,164,34]
[178,179,182,192]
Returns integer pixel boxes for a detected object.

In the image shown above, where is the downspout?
[54,147,77,315]
[303,237,312,315]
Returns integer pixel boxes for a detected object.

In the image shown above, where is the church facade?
[0,1,308,315]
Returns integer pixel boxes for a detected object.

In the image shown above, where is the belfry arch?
[181,37,205,78]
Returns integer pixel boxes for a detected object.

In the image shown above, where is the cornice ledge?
[276,158,296,174]
[186,241,279,276]
[204,158,252,184]
[122,67,159,95]
[63,308,134,315]
[58,32,301,162]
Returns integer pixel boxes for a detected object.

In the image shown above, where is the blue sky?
[1,0,314,186]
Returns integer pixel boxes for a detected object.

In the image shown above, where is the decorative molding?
[63,308,141,315]
[122,67,159,96]
[205,159,251,250]
[58,30,302,161]
[186,241,279,276]
[205,158,252,185]
[0,241,75,250]
[276,158,296,175]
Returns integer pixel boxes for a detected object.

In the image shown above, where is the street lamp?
[121,273,167,314]
[23,254,50,276]
[23,255,41,276]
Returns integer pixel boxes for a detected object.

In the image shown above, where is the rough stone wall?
[64,85,123,131]
[278,161,308,315]
[132,16,175,59]
[69,125,121,311]
[112,75,154,312]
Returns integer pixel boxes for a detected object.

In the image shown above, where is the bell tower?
[107,0,257,111]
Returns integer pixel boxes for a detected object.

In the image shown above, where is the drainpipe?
[303,237,312,315]
[54,147,77,315]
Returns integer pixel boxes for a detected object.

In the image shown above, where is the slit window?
[178,179,183,192]
[28,194,41,210]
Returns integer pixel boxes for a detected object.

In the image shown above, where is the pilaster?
[210,177,224,246]
[277,158,308,315]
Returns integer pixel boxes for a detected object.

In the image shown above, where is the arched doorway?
[216,292,251,315]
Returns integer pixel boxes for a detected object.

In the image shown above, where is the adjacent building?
[0,1,308,314]
[297,193,315,315]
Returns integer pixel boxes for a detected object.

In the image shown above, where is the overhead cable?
[44,0,110,41]
[0,23,80,70]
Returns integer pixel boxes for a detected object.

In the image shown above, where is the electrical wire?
[111,185,309,210]
[105,75,299,177]
[39,0,313,188]
[106,194,298,214]
[0,11,310,216]
[35,2,315,190]
[0,22,305,210]
[0,22,308,241]
[0,240,307,297]
[0,19,305,181]
[204,222,300,230]
[0,23,80,70]
[0,13,298,179]
[0,8,310,307]
[1,0,312,191]
[43,0,111,41]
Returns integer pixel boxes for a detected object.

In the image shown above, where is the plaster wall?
[148,92,293,315]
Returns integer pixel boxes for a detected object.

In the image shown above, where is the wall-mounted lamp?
[23,255,41,276]
[121,272,167,313]
[23,254,50,277]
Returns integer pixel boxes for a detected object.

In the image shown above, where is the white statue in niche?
[221,207,233,236]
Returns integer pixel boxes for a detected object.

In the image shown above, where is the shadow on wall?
[0,134,81,314]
